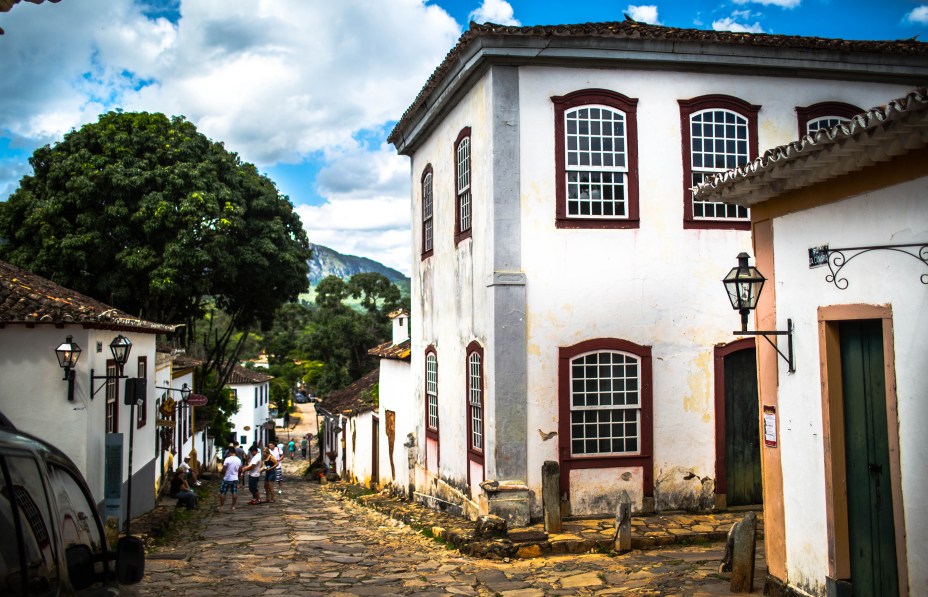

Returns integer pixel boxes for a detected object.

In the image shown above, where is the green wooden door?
[724,347,763,506]
[839,320,898,597]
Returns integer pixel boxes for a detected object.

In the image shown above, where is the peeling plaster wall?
[378,359,412,494]
[771,178,928,594]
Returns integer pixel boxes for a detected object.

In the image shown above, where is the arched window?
[454,128,472,244]
[425,348,439,437]
[421,165,434,258]
[679,95,759,229]
[466,343,484,453]
[796,101,862,137]
[553,89,640,229]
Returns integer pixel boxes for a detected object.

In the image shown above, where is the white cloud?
[468,0,521,26]
[905,6,928,24]
[626,5,661,25]
[0,0,463,276]
[731,0,800,7]
[712,17,765,33]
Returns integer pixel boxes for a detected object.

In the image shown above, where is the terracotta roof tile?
[319,368,379,417]
[226,364,273,385]
[388,20,928,146]
[0,259,176,332]
[368,339,411,361]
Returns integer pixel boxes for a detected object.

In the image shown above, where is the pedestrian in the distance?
[287,439,296,459]
[262,447,279,503]
[234,442,246,486]
[218,449,242,511]
[241,445,262,505]
[300,436,308,459]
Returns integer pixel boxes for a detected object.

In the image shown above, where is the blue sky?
[0,0,925,274]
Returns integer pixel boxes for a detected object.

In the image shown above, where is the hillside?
[304,244,410,302]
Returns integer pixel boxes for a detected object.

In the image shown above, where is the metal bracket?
[822,243,927,290]
[90,369,127,399]
[735,318,794,373]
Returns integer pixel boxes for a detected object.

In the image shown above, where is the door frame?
[713,337,758,510]
[818,304,907,595]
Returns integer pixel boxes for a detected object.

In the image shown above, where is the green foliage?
[0,111,312,402]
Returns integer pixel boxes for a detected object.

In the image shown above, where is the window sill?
[556,218,640,230]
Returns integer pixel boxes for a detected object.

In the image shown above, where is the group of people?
[169,435,313,512]
[218,441,287,510]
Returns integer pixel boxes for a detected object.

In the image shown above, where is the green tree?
[0,111,311,390]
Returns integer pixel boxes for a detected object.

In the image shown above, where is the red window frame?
[679,94,759,230]
[421,164,434,259]
[557,338,653,499]
[424,346,439,442]
[105,360,118,434]
[795,101,862,137]
[453,127,472,245]
[552,89,640,229]
[465,341,485,459]
[136,356,147,429]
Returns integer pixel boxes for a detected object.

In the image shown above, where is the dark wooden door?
[839,320,898,597]
[371,416,380,487]
[724,347,762,506]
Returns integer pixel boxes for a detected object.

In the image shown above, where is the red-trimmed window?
[105,360,118,433]
[425,348,439,440]
[136,356,147,428]
[558,339,653,491]
[421,165,434,258]
[466,342,484,456]
[454,128,472,244]
[679,95,759,229]
[796,101,862,137]
[553,90,640,229]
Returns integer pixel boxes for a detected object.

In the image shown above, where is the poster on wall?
[763,405,777,448]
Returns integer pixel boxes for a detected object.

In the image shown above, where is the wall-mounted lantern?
[723,252,795,373]
[55,335,82,401]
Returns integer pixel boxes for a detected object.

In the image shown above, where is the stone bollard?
[613,490,632,553]
[729,511,758,593]
[542,461,562,533]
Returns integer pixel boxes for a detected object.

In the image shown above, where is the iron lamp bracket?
[735,318,795,373]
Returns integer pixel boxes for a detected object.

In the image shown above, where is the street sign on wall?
[186,394,208,406]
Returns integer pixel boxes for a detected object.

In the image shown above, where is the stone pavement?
[130,458,767,596]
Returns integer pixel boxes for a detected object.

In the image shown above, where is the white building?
[695,89,927,597]
[386,19,927,529]
[227,365,272,449]
[0,260,175,524]
[316,368,380,485]
[370,310,413,497]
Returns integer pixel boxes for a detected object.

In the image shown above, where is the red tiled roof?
[388,20,928,147]
[368,339,411,362]
[227,365,273,385]
[0,0,60,12]
[319,368,379,417]
[0,259,176,333]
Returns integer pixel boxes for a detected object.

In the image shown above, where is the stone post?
[613,490,632,553]
[730,511,758,593]
[541,461,562,533]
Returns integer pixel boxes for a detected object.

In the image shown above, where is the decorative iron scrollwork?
[824,243,928,289]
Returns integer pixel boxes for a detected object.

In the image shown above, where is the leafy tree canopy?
[0,111,311,386]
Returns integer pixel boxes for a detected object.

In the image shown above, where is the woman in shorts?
[262,447,279,503]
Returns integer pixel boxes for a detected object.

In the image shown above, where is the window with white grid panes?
[570,350,640,456]
[422,168,433,255]
[806,116,849,135]
[690,109,750,221]
[456,135,471,236]
[565,105,628,219]
[105,361,117,433]
[468,351,483,451]
[426,353,438,431]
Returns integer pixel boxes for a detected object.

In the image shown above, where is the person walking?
[287,439,296,460]
[300,436,308,460]
[241,445,262,505]
[262,447,279,503]
[269,442,284,495]
[218,448,242,511]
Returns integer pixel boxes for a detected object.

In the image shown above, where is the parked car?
[294,393,308,404]
[0,412,145,595]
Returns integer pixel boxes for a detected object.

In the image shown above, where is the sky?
[1,0,926,276]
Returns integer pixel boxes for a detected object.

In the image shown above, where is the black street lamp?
[722,253,795,373]
[55,335,82,401]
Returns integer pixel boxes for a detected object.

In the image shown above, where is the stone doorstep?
[327,484,761,561]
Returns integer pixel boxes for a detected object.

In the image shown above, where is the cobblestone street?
[134,456,764,597]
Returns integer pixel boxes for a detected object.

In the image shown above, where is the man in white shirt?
[240,445,263,505]
[219,448,242,511]
[177,457,201,486]
[269,442,284,494]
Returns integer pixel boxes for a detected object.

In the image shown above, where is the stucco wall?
[228,381,269,449]
[771,177,928,594]
[378,359,412,494]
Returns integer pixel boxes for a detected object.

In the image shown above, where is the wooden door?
[724,347,762,506]
[839,320,898,596]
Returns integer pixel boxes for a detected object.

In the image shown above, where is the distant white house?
[369,310,413,496]
[0,260,176,524]
[694,89,928,597]
[226,365,272,449]
[386,19,927,532]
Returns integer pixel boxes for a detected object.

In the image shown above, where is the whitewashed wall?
[228,381,270,448]
[406,59,914,515]
[770,177,928,594]
[378,358,412,494]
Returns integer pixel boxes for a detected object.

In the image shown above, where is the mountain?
[307,244,410,297]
